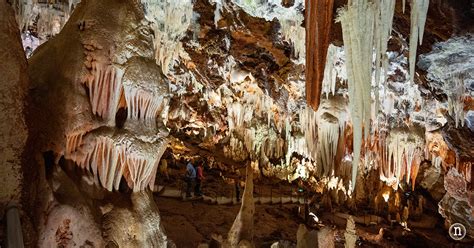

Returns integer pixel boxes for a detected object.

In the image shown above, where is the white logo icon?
[449,223,466,241]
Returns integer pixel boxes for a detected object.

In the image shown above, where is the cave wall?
[0,0,28,212]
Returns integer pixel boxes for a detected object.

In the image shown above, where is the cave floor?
[155,195,472,248]
[153,164,473,247]
[155,196,301,247]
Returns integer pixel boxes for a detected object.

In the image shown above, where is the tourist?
[235,179,241,202]
[185,162,196,198]
[194,163,205,196]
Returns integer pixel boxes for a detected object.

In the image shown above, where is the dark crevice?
[115,107,127,129]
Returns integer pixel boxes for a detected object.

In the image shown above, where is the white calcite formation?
[14,0,80,55]
[121,58,170,125]
[226,162,256,246]
[336,0,430,190]
[83,64,124,124]
[373,0,396,112]
[232,0,306,64]
[316,96,349,178]
[321,44,346,98]
[299,107,318,161]
[66,130,167,192]
[380,128,425,190]
[337,0,376,189]
[418,35,474,128]
[27,0,171,193]
[140,0,194,74]
[408,0,429,83]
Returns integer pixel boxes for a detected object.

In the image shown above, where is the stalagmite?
[337,0,376,189]
[305,0,335,110]
[103,191,173,247]
[344,216,357,248]
[409,0,429,83]
[227,161,255,247]
[84,63,124,124]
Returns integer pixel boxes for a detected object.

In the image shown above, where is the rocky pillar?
[0,0,29,213]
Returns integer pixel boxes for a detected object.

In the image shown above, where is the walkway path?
[153,185,306,205]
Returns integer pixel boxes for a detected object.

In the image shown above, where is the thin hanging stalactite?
[305,0,335,111]
[337,0,376,190]
[409,0,429,83]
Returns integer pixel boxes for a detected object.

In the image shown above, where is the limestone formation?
[0,0,28,212]
[226,161,256,247]
[0,0,473,246]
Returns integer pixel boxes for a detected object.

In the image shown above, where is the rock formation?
[226,161,256,247]
[0,0,473,246]
[0,0,28,210]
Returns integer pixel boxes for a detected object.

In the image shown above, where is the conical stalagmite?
[226,161,256,247]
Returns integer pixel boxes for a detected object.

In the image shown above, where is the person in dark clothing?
[185,162,196,198]
[235,179,241,202]
[194,163,205,196]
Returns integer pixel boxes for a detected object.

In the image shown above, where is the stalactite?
[224,137,248,162]
[13,0,77,40]
[124,86,167,121]
[300,107,318,160]
[381,129,424,190]
[141,0,193,74]
[281,17,306,63]
[69,133,167,192]
[321,44,338,98]
[305,0,335,110]
[409,0,429,83]
[227,101,254,132]
[75,136,127,191]
[84,63,124,124]
[337,0,376,189]
[317,118,340,176]
[65,132,84,156]
[446,74,466,128]
[373,0,396,113]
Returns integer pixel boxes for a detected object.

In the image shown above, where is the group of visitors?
[184,162,205,198]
